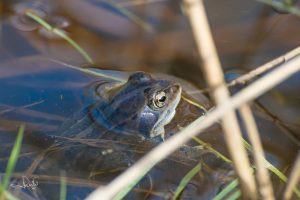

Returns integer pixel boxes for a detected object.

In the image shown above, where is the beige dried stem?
[86,46,300,200]
[283,152,300,200]
[198,46,300,96]
[239,105,274,199]
[229,46,300,87]
[182,0,258,198]
[232,46,300,188]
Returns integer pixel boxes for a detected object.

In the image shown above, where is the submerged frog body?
[88,72,182,139]
[0,57,236,199]
[21,71,184,178]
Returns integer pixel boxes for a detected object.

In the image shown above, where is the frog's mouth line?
[150,85,182,138]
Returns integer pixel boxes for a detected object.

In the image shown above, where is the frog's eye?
[153,91,167,108]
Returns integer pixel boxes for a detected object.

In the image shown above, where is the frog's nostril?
[170,84,181,93]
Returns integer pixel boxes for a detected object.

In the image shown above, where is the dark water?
[0,0,299,199]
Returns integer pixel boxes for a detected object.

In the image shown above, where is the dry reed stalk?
[199,46,300,94]
[86,38,300,200]
[239,104,274,199]
[283,152,300,200]
[182,0,257,198]
[229,46,300,87]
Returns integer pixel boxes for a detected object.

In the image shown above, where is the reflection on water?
[0,0,299,199]
[10,2,48,32]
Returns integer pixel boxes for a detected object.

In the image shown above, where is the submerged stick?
[86,42,300,200]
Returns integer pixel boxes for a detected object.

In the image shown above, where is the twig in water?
[254,100,300,146]
[0,100,45,115]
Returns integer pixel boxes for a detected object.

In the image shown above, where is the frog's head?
[101,72,181,139]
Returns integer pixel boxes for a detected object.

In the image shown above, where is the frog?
[23,70,182,176]
[85,71,182,140]
[2,57,234,200]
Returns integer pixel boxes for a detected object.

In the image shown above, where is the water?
[0,0,299,199]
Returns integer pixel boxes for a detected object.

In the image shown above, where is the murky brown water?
[0,0,299,199]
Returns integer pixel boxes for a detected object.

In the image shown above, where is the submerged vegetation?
[0,0,299,200]
[0,125,24,200]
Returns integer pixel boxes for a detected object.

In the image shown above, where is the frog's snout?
[168,84,181,94]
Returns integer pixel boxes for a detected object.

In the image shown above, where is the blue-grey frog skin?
[20,70,182,177]
[88,72,182,140]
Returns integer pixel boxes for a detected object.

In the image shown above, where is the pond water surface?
[0,0,299,199]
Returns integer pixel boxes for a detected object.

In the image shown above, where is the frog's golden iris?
[153,91,167,108]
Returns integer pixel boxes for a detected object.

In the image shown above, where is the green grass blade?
[192,127,299,198]
[49,59,126,82]
[60,171,67,200]
[1,190,20,200]
[182,95,208,113]
[53,29,94,64]
[25,11,52,30]
[242,140,300,197]
[257,0,300,16]
[101,0,153,32]
[212,179,239,200]
[25,11,94,64]
[192,137,232,164]
[0,125,25,192]
[172,163,202,200]
[226,190,241,200]
[112,169,149,200]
